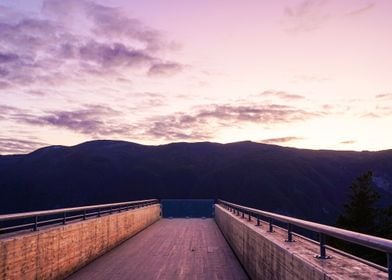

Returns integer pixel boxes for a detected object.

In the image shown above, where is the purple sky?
[0,0,392,154]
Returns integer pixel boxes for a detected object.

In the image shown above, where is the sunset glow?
[1,0,392,154]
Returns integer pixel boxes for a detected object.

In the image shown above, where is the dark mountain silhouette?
[1,140,392,224]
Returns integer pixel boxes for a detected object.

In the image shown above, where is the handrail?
[0,199,159,234]
[218,199,392,279]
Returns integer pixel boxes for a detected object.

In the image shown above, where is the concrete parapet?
[215,204,387,280]
[0,204,160,280]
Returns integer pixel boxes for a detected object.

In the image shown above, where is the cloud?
[260,90,305,100]
[0,105,22,115]
[282,1,376,33]
[0,81,11,89]
[25,90,47,96]
[361,102,392,118]
[0,98,323,146]
[146,117,211,140]
[195,104,318,122]
[77,41,154,68]
[340,140,355,145]
[261,136,303,144]
[139,93,167,107]
[361,112,380,118]
[29,105,133,136]
[346,3,375,16]
[0,138,47,155]
[0,0,182,90]
[0,104,134,137]
[42,0,163,51]
[283,0,330,33]
[0,52,19,63]
[376,93,392,99]
[148,62,183,77]
[145,103,320,141]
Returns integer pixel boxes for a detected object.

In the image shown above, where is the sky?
[0,0,391,154]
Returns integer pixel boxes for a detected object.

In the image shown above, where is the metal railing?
[218,199,392,279]
[0,199,159,235]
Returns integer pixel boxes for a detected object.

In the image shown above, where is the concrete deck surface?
[66,219,248,280]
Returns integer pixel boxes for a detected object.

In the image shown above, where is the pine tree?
[335,171,386,264]
[336,171,380,234]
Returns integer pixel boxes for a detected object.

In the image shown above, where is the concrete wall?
[215,205,387,280]
[0,204,160,280]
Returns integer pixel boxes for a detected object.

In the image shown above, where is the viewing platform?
[0,199,391,280]
[67,219,247,280]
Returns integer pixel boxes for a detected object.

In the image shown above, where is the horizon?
[1,138,390,156]
[1,0,392,154]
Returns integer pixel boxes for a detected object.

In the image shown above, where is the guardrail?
[0,199,159,235]
[218,199,392,280]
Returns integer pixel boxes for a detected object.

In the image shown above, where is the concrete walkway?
[67,219,248,280]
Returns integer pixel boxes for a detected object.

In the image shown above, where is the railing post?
[316,233,330,259]
[268,217,273,232]
[256,216,261,226]
[34,216,38,231]
[248,213,251,221]
[241,211,244,218]
[387,252,391,280]
[285,224,294,242]
[83,210,86,220]
[63,212,66,225]
[98,208,101,217]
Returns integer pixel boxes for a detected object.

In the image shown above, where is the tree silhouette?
[336,171,380,234]
[334,171,391,266]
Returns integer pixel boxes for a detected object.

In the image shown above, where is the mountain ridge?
[1,140,391,225]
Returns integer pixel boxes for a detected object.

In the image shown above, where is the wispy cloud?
[0,104,134,137]
[346,2,375,16]
[195,104,317,122]
[146,116,211,140]
[145,103,321,141]
[260,90,305,100]
[376,93,392,99]
[0,81,11,89]
[0,0,183,91]
[42,0,164,52]
[0,138,47,154]
[283,0,330,33]
[72,41,155,68]
[340,140,356,145]
[361,112,380,118]
[261,136,303,144]
[148,62,183,77]
[282,0,376,33]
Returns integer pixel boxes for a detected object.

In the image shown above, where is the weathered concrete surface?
[215,205,388,280]
[0,205,160,280]
[67,219,248,280]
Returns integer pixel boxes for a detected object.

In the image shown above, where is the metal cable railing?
[218,199,392,279]
[0,199,159,234]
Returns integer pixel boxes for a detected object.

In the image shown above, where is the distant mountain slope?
[1,140,392,224]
